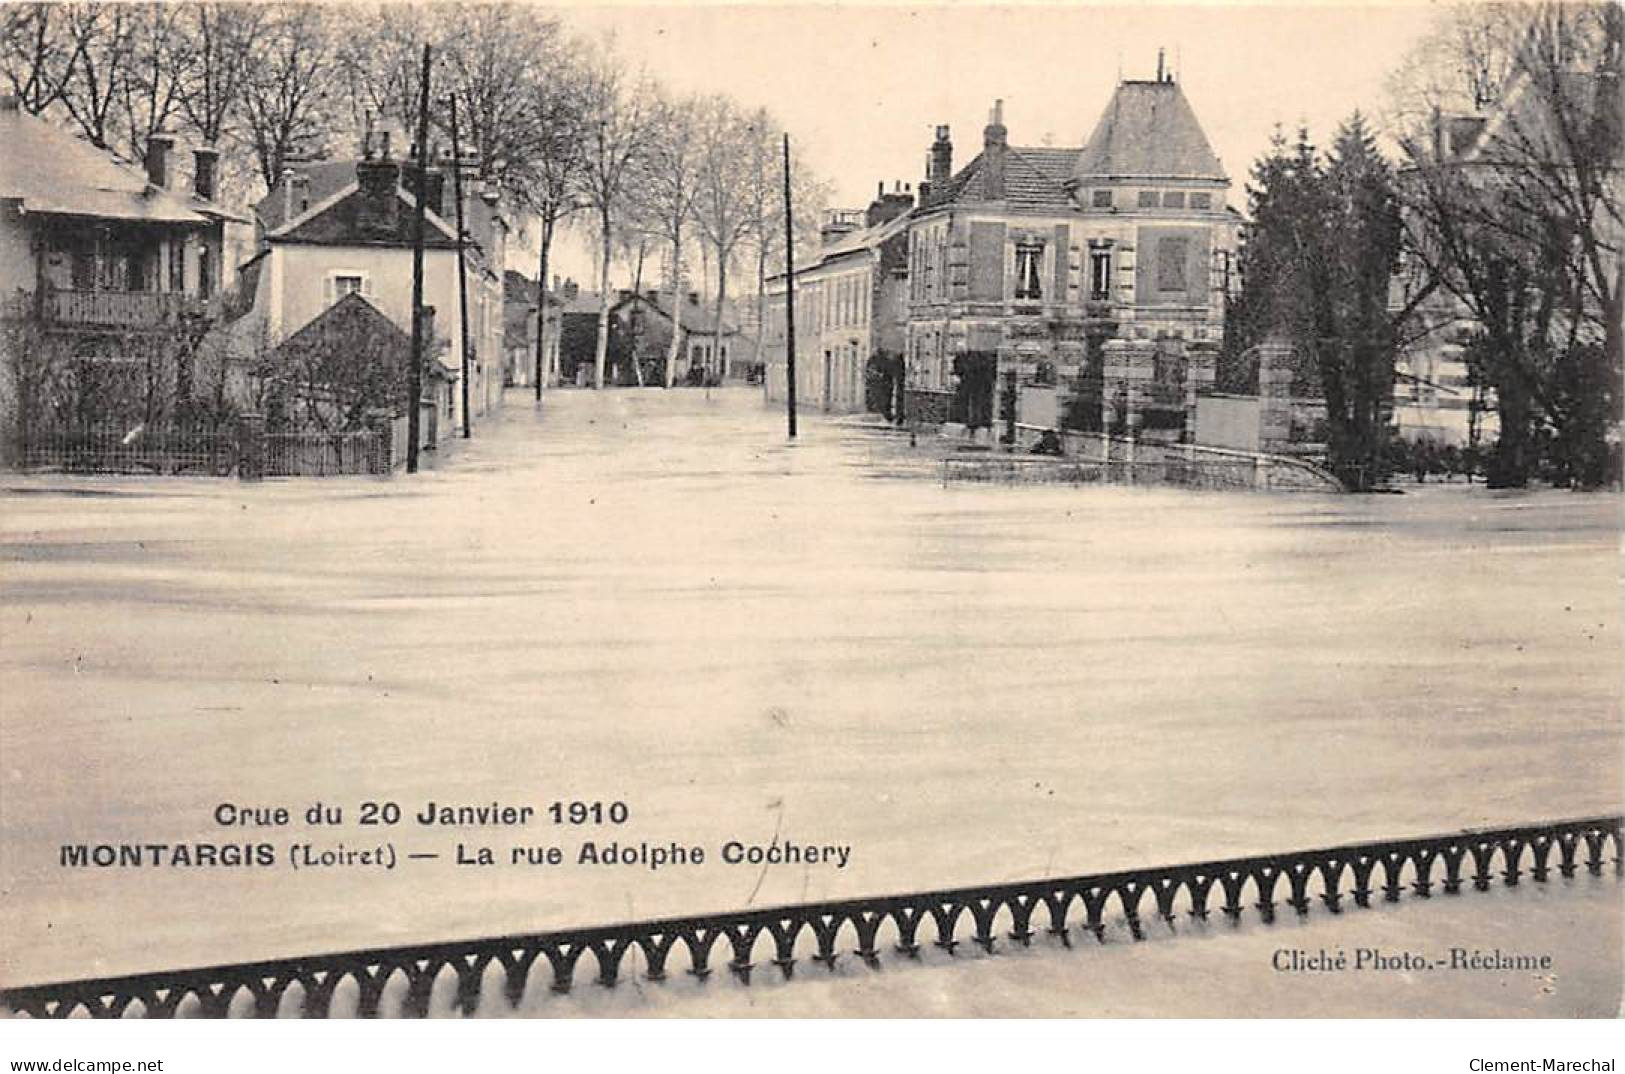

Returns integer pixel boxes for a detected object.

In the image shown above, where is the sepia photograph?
[0,0,1620,1045]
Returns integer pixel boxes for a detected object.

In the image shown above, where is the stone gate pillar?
[236,412,264,482]
[1257,335,1296,455]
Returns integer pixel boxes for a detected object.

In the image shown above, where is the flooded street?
[1,386,1619,995]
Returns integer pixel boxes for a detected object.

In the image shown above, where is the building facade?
[904,77,1240,441]
[243,137,508,433]
[761,186,914,414]
[0,97,240,456]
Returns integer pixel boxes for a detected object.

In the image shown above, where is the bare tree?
[56,3,133,151]
[114,4,191,163]
[693,95,753,382]
[436,3,561,183]
[333,3,429,139]
[175,3,261,147]
[1,3,85,116]
[578,39,652,389]
[240,4,346,189]
[630,91,706,387]
[512,45,588,398]
[1391,1,1622,487]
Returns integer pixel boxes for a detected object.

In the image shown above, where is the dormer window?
[1163,191,1186,209]
[1137,190,1159,208]
[1014,241,1043,300]
[1190,192,1213,210]
[1092,189,1113,209]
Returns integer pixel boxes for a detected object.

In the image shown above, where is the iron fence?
[263,430,387,477]
[19,424,236,477]
[2,814,1616,1019]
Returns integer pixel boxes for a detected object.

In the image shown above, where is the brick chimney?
[422,167,447,218]
[145,134,176,188]
[982,100,1007,201]
[355,155,402,236]
[192,145,219,202]
[927,125,953,196]
[865,180,914,227]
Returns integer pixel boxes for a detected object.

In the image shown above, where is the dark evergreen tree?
[1227,117,1404,489]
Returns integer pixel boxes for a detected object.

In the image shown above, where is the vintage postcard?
[0,0,1619,1034]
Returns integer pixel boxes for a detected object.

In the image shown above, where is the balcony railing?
[38,289,205,328]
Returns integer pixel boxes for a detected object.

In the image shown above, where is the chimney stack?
[145,133,176,189]
[982,100,1007,200]
[866,180,914,227]
[192,145,219,202]
[355,155,402,236]
[280,167,298,223]
[929,125,953,192]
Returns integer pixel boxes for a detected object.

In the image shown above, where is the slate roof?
[1072,80,1226,181]
[932,146,1081,210]
[557,291,606,317]
[818,209,914,259]
[273,290,408,356]
[0,105,239,224]
[270,184,459,249]
[616,292,737,335]
[256,161,357,231]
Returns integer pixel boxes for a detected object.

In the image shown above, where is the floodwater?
[0,386,1619,1011]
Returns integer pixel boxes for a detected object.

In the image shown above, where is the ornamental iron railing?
[1,815,1617,1019]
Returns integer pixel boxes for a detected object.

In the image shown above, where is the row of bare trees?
[2,2,830,396]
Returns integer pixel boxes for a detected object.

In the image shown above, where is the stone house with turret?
[904,68,1240,442]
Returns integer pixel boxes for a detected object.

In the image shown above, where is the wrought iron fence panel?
[2,815,1616,1019]
[21,425,236,476]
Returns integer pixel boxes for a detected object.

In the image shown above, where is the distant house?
[502,270,563,389]
[240,133,509,433]
[554,282,604,386]
[0,96,244,452]
[608,289,743,386]
[553,280,748,387]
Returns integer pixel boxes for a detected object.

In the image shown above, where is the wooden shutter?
[968,222,1005,301]
[1052,225,1070,301]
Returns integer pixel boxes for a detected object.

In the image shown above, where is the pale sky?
[528,1,1447,285]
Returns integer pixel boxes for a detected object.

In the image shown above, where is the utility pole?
[406,43,431,473]
[782,132,797,439]
[449,93,472,439]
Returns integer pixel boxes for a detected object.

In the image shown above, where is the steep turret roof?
[1072,80,1226,181]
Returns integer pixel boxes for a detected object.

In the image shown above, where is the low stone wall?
[1009,423,1344,492]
